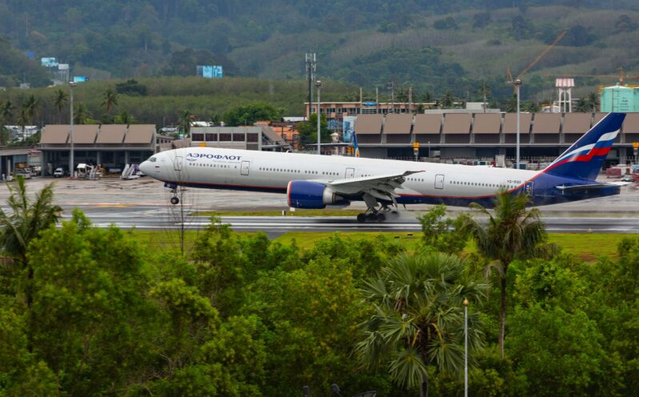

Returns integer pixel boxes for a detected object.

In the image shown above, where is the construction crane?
[506,29,567,169]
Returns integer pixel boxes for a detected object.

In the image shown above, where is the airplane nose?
[139,160,151,175]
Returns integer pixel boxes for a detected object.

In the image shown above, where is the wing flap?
[327,170,423,203]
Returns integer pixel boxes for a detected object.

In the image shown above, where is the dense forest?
[0,181,639,396]
[0,0,639,104]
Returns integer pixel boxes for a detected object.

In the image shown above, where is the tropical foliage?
[0,191,639,396]
[460,191,551,358]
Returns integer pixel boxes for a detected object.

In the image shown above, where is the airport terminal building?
[3,111,637,178]
[346,111,638,165]
[38,124,172,174]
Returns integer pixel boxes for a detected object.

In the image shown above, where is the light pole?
[316,79,321,154]
[464,298,469,397]
[514,79,522,169]
[69,81,76,178]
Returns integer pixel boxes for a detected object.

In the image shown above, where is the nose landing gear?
[165,182,181,205]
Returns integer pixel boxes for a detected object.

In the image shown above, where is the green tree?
[243,255,370,396]
[506,304,607,396]
[0,176,62,306]
[191,222,249,316]
[53,88,68,123]
[26,211,163,395]
[296,112,330,145]
[73,103,92,124]
[460,191,548,358]
[0,100,13,146]
[0,307,60,396]
[17,95,39,139]
[222,103,281,126]
[582,238,639,396]
[113,110,135,124]
[419,205,469,254]
[100,88,119,122]
[356,252,487,396]
[178,109,196,136]
[576,92,599,112]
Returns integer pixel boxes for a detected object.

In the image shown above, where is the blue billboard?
[197,65,223,78]
[41,57,58,68]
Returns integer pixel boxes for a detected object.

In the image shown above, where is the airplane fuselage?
[141,147,618,208]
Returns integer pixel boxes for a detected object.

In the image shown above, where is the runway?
[69,212,638,234]
[1,176,640,234]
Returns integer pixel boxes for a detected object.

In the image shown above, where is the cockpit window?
[149,157,157,162]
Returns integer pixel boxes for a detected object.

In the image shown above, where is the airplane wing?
[324,170,423,204]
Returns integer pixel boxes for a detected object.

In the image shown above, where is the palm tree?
[101,88,119,114]
[460,191,548,359]
[17,95,39,140]
[74,103,90,124]
[0,100,13,146]
[178,109,196,136]
[53,88,68,123]
[356,252,487,396]
[114,110,135,124]
[0,176,62,307]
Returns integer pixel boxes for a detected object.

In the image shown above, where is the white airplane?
[140,113,627,222]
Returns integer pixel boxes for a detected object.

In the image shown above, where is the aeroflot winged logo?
[186,152,242,162]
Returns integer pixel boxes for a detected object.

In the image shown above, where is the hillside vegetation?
[0,0,638,103]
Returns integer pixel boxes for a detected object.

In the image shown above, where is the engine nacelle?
[287,180,350,209]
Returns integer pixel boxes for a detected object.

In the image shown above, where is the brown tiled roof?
[413,114,442,135]
[443,113,471,134]
[562,113,591,134]
[355,115,383,135]
[97,124,127,144]
[622,112,639,134]
[532,113,561,134]
[472,113,501,134]
[40,125,70,144]
[125,124,155,144]
[383,114,413,135]
[73,125,98,144]
[502,113,532,134]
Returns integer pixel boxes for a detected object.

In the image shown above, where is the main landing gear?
[356,193,398,223]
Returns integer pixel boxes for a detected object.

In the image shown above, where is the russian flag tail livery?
[542,112,626,181]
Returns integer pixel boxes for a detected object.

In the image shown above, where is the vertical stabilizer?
[543,112,626,181]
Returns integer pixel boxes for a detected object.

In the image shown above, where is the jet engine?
[287,180,350,209]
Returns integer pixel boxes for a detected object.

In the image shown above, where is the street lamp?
[464,298,469,397]
[316,79,321,154]
[514,79,522,169]
[69,81,76,178]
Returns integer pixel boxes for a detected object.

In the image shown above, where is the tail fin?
[352,131,360,157]
[543,112,626,181]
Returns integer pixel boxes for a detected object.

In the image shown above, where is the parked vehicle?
[53,167,65,177]
[14,169,32,179]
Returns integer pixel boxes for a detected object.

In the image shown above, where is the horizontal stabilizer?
[555,182,626,192]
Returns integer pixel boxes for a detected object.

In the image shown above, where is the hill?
[0,0,638,105]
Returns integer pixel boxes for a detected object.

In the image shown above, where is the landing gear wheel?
[170,196,180,205]
[357,213,367,223]
[375,213,386,222]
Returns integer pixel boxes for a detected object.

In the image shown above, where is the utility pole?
[316,79,322,155]
[305,52,316,117]
[69,81,76,178]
